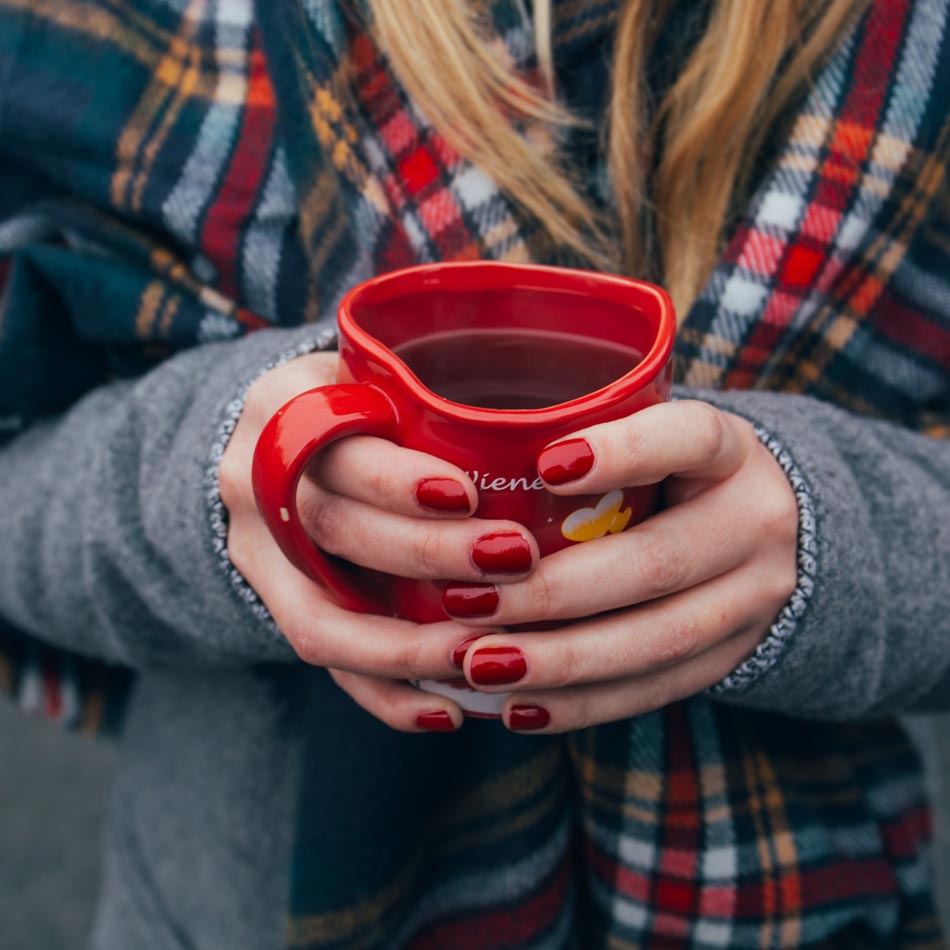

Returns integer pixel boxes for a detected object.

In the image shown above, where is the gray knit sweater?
[0,323,948,948]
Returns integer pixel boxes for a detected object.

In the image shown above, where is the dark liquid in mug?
[393,328,643,409]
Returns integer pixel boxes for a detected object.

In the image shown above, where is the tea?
[393,328,643,410]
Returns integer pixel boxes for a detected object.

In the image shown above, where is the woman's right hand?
[217,351,538,732]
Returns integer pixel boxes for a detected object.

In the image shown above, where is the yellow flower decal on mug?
[561,490,633,543]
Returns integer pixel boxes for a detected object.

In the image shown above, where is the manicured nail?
[508,705,550,731]
[537,438,594,485]
[469,646,527,686]
[451,635,485,670]
[470,532,532,574]
[416,477,471,513]
[416,710,456,732]
[443,584,499,618]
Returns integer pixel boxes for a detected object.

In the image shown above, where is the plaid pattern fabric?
[0,0,947,946]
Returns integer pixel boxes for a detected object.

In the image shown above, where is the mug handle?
[251,384,399,614]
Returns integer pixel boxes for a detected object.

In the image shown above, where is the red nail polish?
[508,705,550,731]
[416,710,456,732]
[469,646,526,686]
[451,635,485,670]
[416,477,471,513]
[443,584,499,618]
[537,438,594,485]
[470,532,532,574]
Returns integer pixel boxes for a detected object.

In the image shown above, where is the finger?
[444,477,767,625]
[456,562,788,693]
[227,509,489,679]
[240,352,339,429]
[536,400,752,493]
[298,477,538,582]
[308,436,477,518]
[497,625,765,734]
[329,669,463,733]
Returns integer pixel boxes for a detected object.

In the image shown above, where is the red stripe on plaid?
[737,229,787,277]
[405,855,571,950]
[233,306,270,331]
[797,858,899,907]
[351,32,391,104]
[199,31,277,300]
[800,202,842,245]
[399,147,441,195]
[589,838,900,922]
[586,836,651,903]
[880,803,933,861]
[871,290,950,367]
[650,704,702,944]
[724,0,912,389]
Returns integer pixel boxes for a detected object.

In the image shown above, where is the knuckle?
[543,690,589,732]
[571,694,594,731]
[619,420,647,464]
[358,454,391,501]
[397,635,429,681]
[281,610,326,665]
[636,537,686,598]
[546,639,579,689]
[768,559,798,605]
[416,529,445,577]
[690,402,726,459]
[648,616,701,669]
[638,677,675,714]
[224,521,252,574]
[523,569,557,620]
[762,484,799,540]
[299,492,342,553]
[218,451,245,512]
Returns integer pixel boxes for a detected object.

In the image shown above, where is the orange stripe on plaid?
[4,0,247,79]
[110,24,193,209]
[785,116,950,396]
[129,42,205,212]
[2,0,159,69]
[134,281,166,338]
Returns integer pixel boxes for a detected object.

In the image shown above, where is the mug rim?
[338,261,675,426]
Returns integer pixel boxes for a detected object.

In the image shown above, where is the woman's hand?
[445,400,799,733]
[218,352,538,732]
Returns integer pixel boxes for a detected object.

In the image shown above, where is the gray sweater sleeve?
[0,325,332,669]
[696,388,950,720]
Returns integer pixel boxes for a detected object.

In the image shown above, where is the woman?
[0,0,947,946]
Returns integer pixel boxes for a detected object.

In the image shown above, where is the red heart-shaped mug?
[252,261,675,715]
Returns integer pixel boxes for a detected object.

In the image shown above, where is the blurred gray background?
[0,698,948,950]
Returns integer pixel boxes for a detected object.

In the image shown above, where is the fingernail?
[416,710,456,732]
[508,705,550,731]
[537,438,594,485]
[470,532,532,574]
[469,646,526,686]
[443,584,499,618]
[416,477,471,513]
[451,635,485,670]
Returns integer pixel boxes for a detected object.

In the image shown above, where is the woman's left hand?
[446,400,800,733]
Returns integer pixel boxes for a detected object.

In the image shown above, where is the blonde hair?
[368,0,868,317]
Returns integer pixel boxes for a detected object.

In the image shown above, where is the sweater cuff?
[206,326,338,634]
[708,420,818,696]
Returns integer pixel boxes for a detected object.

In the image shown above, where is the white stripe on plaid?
[161,0,253,245]
[761,0,949,384]
[681,25,859,388]
[241,147,296,321]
